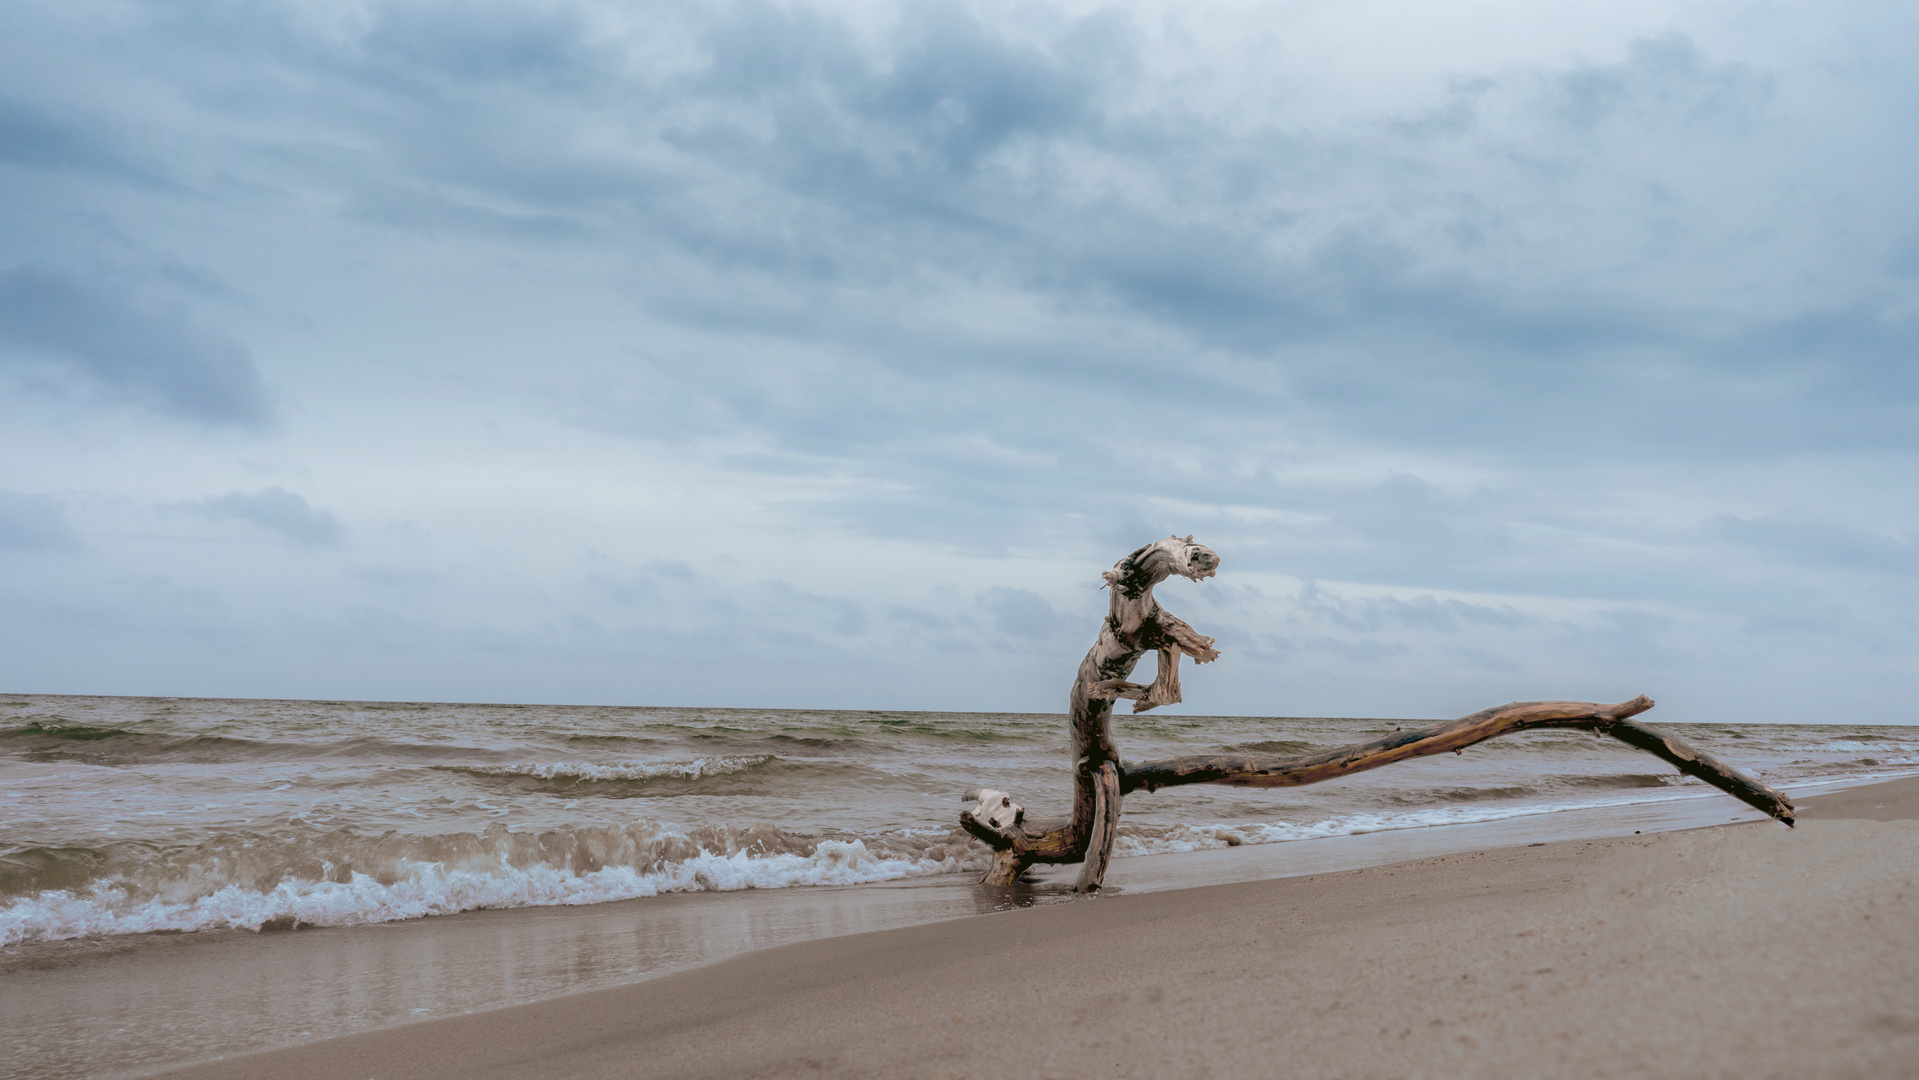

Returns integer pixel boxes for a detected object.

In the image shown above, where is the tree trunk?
[961,538,1795,891]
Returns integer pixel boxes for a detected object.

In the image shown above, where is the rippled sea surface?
[4,693,1914,945]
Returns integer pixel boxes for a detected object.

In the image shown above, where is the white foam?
[1803,740,1918,762]
[438,756,772,782]
[1110,792,1717,857]
[0,838,977,946]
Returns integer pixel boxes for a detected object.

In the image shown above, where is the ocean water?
[4,693,1915,948]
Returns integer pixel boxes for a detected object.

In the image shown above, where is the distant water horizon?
[5,692,1916,947]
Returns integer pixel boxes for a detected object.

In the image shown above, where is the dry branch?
[961,538,1794,891]
[1121,697,1796,826]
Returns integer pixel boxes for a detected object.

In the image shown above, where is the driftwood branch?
[962,538,1795,891]
[1121,696,1795,826]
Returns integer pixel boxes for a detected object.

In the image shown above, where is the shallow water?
[3,693,1915,946]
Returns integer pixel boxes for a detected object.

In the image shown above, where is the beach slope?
[157,779,1919,1080]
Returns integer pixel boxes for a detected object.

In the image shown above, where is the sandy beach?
[141,777,1918,1080]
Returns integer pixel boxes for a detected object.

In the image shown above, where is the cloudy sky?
[2,0,1915,722]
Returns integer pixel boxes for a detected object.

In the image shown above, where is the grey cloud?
[2,0,1915,717]
[190,487,344,546]
[648,559,697,581]
[358,1,611,91]
[1554,35,1773,131]
[687,1,870,102]
[1390,78,1494,140]
[0,94,156,180]
[1294,582,1530,635]
[1717,513,1919,576]
[887,605,953,631]
[1340,475,1512,557]
[48,1,1891,468]
[759,580,868,636]
[622,20,1734,363]
[0,265,271,427]
[975,586,1084,643]
[1727,307,1919,405]
[883,604,990,656]
[584,571,661,606]
[585,559,699,606]
[1283,634,1414,665]
[860,6,1111,171]
[1586,608,1685,669]
[1893,230,1919,277]
[683,0,1112,183]
[0,491,79,551]
[355,565,439,588]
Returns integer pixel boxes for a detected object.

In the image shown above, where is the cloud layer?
[0,265,271,426]
[1,0,1915,721]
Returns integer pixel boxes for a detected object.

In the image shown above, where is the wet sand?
[149,778,1919,1080]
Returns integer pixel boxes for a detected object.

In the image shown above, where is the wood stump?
[960,536,1795,890]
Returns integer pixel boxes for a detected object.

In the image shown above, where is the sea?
[6,692,1917,949]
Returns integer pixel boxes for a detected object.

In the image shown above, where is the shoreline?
[144,775,1919,1079]
[2,774,1907,1079]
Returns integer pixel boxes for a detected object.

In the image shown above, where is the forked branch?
[960,539,1794,891]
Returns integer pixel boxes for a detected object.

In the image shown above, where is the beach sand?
[151,778,1919,1080]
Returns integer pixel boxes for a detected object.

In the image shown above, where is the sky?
[2,0,1916,722]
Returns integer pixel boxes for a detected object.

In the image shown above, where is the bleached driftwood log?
[960,536,1795,890]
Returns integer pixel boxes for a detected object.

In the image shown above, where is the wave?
[3,798,1629,946]
[0,724,518,766]
[1,722,141,743]
[1111,796,1668,857]
[0,821,988,946]
[434,756,773,785]
[7,768,1880,946]
[1807,739,1919,760]
[1227,739,1321,755]
[1553,772,1678,790]
[0,724,299,764]
[1374,774,1681,803]
[457,757,772,782]
[428,756,931,798]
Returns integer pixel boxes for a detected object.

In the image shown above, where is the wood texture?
[1121,697,1795,826]
[961,539,1795,891]
[1072,763,1121,893]
[962,536,1220,888]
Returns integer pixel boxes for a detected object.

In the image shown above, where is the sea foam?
[0,832,980,946]
[0,796,1686,945]
[433,756,773,783]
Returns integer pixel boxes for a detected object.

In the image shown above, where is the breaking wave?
[427,756,921,797]
[434,756,774,784]
[0,821,988,946]
[1113,798,1642,857]
[0,723,517,765]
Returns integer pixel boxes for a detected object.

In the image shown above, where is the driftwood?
[960,536,1795,890]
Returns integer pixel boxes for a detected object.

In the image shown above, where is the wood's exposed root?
[980,846,1024,887]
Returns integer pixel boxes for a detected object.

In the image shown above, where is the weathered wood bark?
[961,538,1795,891]
[1073,762,1121,893]
[960,536,1221,886]
[1121,697,1796,826]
